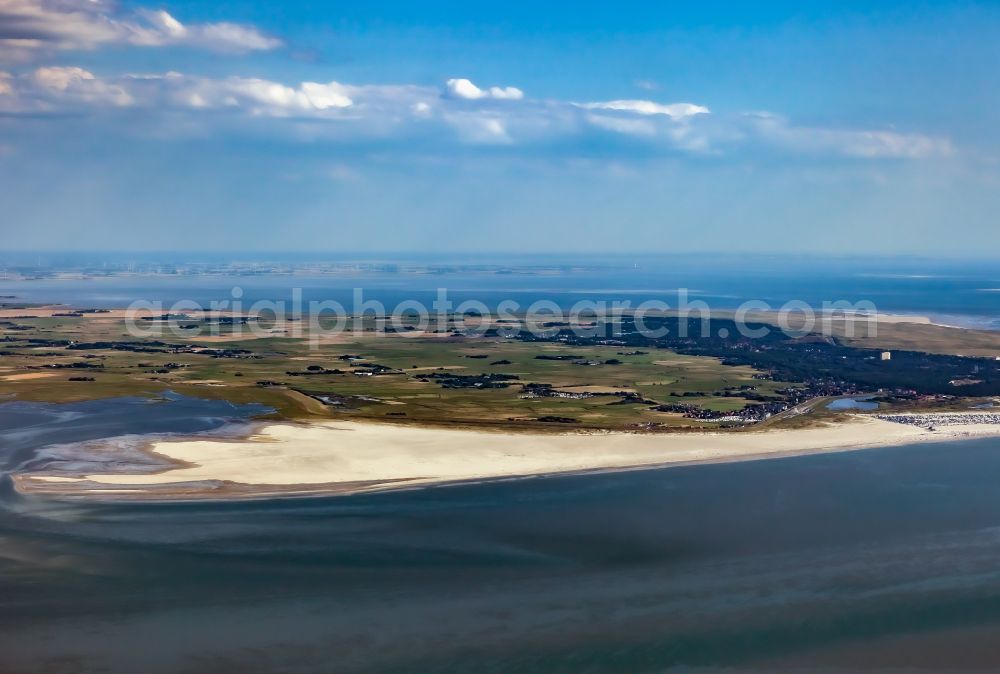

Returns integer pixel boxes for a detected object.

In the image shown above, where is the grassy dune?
[0,312,795,430]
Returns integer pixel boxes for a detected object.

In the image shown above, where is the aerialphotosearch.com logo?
[124,287,880,348]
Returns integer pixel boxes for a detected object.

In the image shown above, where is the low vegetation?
[1,309,997,431]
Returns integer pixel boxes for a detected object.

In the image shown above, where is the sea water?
[2,255,999,328]
[3,397,1000,671]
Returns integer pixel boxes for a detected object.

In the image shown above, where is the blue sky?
[1,1,998,255]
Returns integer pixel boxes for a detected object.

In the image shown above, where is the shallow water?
[826,397,880,411]
[3,399,1000,671]
[0,392,270,471]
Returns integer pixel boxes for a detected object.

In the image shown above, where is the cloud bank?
[0,2,954,162]
[445,78,524,101]
[0,67,952,160]
[579,99,709,118]
[0,0,281,62]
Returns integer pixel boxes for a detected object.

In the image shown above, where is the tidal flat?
[4,404,1000,672]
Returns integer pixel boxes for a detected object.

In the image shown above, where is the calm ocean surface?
[3,397,1000,672]
[3,257,1000,328]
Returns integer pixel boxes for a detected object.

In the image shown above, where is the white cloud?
[442,112,512,143]
[411,101,433,117]
[32,64,92,89]
[445,78,524,101]
[0,68,359,116]
[124,9,280,52]
[585,114,657,137]
[745,112,953,159]
[300,81,353,110]
[0,68,954,160]
[576,99,713,150]
[579,99,710,118]
[189,77,354,114]
[0,0,281,62]
[28,65,132,105]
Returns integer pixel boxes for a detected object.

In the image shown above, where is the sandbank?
[17,414,1000,499]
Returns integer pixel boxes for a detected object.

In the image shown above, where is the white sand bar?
[30,415,1000,495]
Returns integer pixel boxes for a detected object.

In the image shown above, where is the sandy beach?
[18,414,1000,499]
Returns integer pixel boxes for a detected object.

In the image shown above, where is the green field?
[0,312,800,430]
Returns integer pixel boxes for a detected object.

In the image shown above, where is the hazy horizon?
[4,250,1000,268]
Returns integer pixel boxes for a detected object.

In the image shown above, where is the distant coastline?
[4,260,1000,331]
